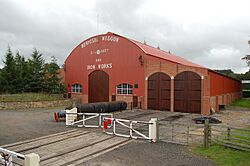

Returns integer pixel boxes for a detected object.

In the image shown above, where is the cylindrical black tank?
[76,101,127,113]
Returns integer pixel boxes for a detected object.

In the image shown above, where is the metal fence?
[158,121,204,145]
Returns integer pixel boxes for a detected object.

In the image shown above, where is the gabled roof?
[129,39,205,68]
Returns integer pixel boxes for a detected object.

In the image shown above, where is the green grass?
[192,145,250,166]
[231,98,250,108]
[193,127,250,166]
[0,93,66,102]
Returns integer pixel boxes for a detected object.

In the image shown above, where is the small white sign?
[90,48,109,55]
[87,63,112,70]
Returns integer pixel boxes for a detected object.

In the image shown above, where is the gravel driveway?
[0,107,70,145]
[84,141,216,166]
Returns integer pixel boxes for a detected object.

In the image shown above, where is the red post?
[103,121,108,130]
[54,113,59,122]
[107,116,112,125]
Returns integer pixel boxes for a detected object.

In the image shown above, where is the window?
[71,84,82,93]
[116,83,133,95]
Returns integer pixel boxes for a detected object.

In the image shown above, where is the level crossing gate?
[65,108,158,142]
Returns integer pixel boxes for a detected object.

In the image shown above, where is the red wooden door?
[147,72,171,111]
[88,70,109,103]
[174,71,201,113]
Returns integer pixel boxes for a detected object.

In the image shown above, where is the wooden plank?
[20,132,96,156]
[215,141,250,152]
[39,133,112,162]
[42,137,129,166]
[8,130,88,152]
[71,139,131,165]
[213,138,250,149]
[11,132,112,166]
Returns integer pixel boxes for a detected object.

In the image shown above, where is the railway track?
[2,129,131,166]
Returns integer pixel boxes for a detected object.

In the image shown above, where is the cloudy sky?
[0,0,250,73]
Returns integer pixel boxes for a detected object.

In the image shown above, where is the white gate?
[103,117,158,142]
[66,112,113,128]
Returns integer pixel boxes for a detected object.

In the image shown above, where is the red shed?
[64,32,242,115]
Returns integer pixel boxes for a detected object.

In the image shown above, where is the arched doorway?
[147,72,171,111]
[88,70,109,103]
[174,71,201,113]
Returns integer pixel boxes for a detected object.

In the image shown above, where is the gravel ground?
[1,106,249,166]
[0,107,71,146]
[212,106,250,128]
[84,141,216,166]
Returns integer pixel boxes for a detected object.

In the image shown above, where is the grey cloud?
[0,0,249,73]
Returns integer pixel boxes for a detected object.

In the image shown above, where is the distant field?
[231,98,250,108]
[0,93,65,102]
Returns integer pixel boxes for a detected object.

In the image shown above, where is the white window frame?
[116,83,133,95]
[71,84,82,93]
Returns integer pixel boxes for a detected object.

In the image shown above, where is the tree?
[1,47,16,93]
[26,48,45,92]
[13,51,27,92]
[43,56,65,93]
[0,46,65,94]
[242,40,250,66]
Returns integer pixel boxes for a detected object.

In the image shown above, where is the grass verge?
[231,98,250,108]
[192,144,250,166]
[0,93,66,102]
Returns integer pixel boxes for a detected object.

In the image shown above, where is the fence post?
[227,127,231,141]
[204,119,210,148]
[83,114,85,126]
[149,118,158,143]
[98,113,101,127]
[24,153,40,166]
[129,121,133,138]
[65,107,77,126]
[171,123,174,141]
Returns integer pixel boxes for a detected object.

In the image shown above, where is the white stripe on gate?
[66,111,113,128]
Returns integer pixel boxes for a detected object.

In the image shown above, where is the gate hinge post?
[149,118,159,143]
[24,153,40,166]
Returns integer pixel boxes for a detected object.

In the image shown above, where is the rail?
[210,124,250,152]
[103,117,158,142]
[66,112,113,128]
[0,147,39,166]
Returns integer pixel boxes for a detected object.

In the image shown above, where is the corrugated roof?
[129,39,205,68]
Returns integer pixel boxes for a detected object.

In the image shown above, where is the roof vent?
[106,32,114,35]
[157,45,160,49]
[143,40,147,45]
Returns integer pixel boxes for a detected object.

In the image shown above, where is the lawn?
[0,93,66,102]
[193,126,250,166]
[231,98,250,108]
[192,145,250,166]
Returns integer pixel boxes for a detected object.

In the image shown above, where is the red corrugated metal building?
[63,32,242,115]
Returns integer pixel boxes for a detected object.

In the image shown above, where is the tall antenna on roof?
[143,37,147,45]
[157,44,160,49]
